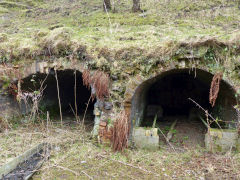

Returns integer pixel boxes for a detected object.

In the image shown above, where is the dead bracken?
[209,72,222,107]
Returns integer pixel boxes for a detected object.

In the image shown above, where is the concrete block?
[205,128,239,152]
[133,127,159,150]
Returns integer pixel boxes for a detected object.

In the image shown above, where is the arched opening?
[19,69,95,129]
[131,69,237,147]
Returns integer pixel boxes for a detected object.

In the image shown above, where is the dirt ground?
[51,112,95,132]
[0,120,240,179]
[158,116,207,149]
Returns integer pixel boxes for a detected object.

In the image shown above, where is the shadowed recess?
[131,68,238,129]
[20,69,95,123]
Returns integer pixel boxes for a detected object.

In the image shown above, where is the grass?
[0,0,240,63]
[0,1,240,178]
[1,121,240,179]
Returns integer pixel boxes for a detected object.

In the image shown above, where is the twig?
[69,103,80,123]
[188,98,222,130]
[53,165,79,176]
[54,70,63,126]
[69,104,77,118]
[158,127,176,152]
[103,1,113,34]
[74,70,78,122]
[82,95,92,127]
[39,73,50,91]
[53,165,93,180]
[81,170,94,180]
[47,111,50,134]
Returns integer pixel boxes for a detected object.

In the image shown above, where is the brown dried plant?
[91,71,110,100]
[82,69,91,89]
[209,72,222,107]
[82,69,110,100]
[8,83,18,99]
[111,110,130,152]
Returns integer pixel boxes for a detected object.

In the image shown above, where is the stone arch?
[125,68,238,132]
[1,61,113,137]
[19,69,96,121]
[0,61,98,129]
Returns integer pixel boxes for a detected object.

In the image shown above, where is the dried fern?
[209,72,222,107]
[82,69,110,100]
[111,111,130,152]
[91,71,110,100]
[82,69,91,89]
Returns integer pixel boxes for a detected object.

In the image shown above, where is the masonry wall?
[0,91,21,118]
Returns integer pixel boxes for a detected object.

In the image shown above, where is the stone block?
[132,127,159,150]
[205,128,240,152]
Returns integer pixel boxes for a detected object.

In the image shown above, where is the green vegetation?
[1,124,240,179]
[1,1,240,96]
[1,1,240,178]
[0,0,240,63]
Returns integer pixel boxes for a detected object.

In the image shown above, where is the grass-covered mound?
[0,0,240,64]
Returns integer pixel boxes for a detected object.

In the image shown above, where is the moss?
[0,2,28,9]
[0,0,240,91]
[0,6,9,13]
[210,128,238,133]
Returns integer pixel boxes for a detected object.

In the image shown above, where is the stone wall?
[0,92,20,118]
[0,57,239,151]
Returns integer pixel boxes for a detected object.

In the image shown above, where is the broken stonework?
[98,121,112,144]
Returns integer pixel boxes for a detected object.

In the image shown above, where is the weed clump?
[111,110,130,152]
[38,27,73,57]
[72,43,90,61]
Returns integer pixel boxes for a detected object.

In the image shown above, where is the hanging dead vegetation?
[82,69,91,89]
[92,71,110,100]
[82,69,110,100]
[209,72,222,107]
[111,111,130,152]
